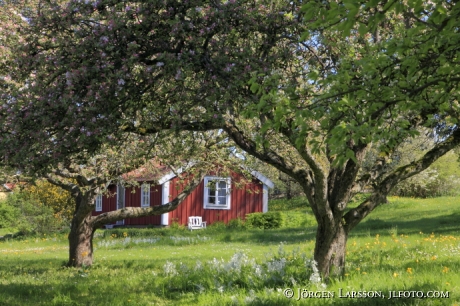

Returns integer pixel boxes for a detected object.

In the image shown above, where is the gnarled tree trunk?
[68,213,95,267]
[67,192,97,267]
[314,220,348,279]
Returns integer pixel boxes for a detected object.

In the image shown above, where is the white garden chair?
[188,216,207,230]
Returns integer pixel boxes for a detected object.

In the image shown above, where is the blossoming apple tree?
[2,0,460,277]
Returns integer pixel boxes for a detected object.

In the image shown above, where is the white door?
[116,184,125,225]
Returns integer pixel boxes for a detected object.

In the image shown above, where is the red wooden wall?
[93,183,163,226]
[93,172,265,227]
[168,174,264,226]
[124,183,162,225]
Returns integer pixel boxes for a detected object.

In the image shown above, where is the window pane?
[218,180,227,189]
[204,177,230,208]
[95,194,102,211]
[218,187,226,197]
[141,184,150,206]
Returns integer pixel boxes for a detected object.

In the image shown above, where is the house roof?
[122,162,274,188]
[122,162,172,182]
[1,183,21,191]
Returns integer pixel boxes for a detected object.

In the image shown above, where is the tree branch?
[44,173,79,194]
[344,127,460,231]
[91,171,206,228]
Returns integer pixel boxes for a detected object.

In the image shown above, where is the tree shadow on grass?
[350,212,460,238]
[218,211,460,246]
[217,227,317,245]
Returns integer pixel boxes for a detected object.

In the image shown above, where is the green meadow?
[0,196,459,305]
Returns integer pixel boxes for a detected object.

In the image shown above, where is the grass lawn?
[0,196,459,305]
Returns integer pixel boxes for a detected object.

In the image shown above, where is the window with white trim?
[141,183,150,207]
[95,194,102,212]
[204,176,231,209]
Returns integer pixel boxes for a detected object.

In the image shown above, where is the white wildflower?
[163,261,177,276]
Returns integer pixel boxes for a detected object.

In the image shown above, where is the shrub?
[281,212,311,228]
[0,191,64,235]
[0,201,20,229]
[227,218,245,229]
[245,212,284,229]
[208,221,226,230]
[25,179,75,224]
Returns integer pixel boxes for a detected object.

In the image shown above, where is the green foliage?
[245,212,284,229]
[226,217,245,229]
[281,211,313,228]
[25,179,75,223]
[392,151,460,198]
[208,221,226,230]
[0,200,20,229]
[269,197,309,212]
[169,218,187,231]
[0,190,64,235]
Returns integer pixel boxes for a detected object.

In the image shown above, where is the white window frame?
[141,183,150,207]
[95,194,103,212]
[203,176,231,210]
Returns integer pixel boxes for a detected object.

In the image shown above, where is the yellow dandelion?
[356,267,360,271]
[431,256,437,261]
[406,267,413,274]
[344,273,349,277]
[362,272,367,275]
[393,272,398,278]
[442,267,449,273]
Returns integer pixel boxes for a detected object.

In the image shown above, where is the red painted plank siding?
[92,183,163,226]
[93,171,266,227]
[92,185,117,218]
[123,183,162,225]
[168,173,264,226]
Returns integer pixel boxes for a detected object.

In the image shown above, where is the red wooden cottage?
[92,164,274,227]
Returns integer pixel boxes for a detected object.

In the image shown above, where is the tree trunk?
[67,212,95,267]
[286,179,292,199]
[314,220,348,279]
